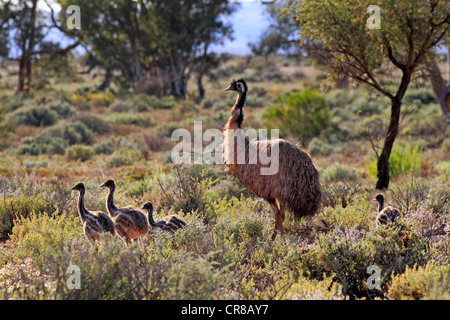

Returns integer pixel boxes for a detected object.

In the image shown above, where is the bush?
[86,91,115,108]
[389,262,450,300]
[298,223,429,298]
[17,136,66,155]
[366,143,423,179]
[8,105,58,127]
[320,164,361,208]
[308,137,333,156]
[50,121,93,146]
[65,145,94,162]
[107,148,143,167]
[0,196,55,237]
[105,112,154,126]
[75,114,112,135]
[263,90,330,145]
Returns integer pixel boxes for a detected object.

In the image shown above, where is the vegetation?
[0,0,449,302]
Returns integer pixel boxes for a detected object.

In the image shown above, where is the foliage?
[389,262,450,300]
[107,148,143,168]
[263,90,330,145]
[65,145,94,162]
[366,143,423,179]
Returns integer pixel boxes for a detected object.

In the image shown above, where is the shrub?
[298,223,429,298]
[143,130,167,152]
[9,211,83,265]
[74,114,112,135]
[61,121,94,145]
[436,161,450,176]
[17,136,66,155]
[105,112,154,126]
[0,196,55,237]
[107,148,143,167]
[86,91,115,108]
[308,137,333,156]
[320,164,361,208]
[389,262,450,300]
[263,90,330,145]
[366,143,423,179]
[65,144,94,162]
[46,101,75,118]
[8,105,58,127]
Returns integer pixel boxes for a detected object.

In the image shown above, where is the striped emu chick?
[223,78,322,240]
[141,202,186,234]
[100,179,148,244]
[373,194,401,225]
[71,182,115,245]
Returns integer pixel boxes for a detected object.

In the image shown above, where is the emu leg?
[268,199,284,240]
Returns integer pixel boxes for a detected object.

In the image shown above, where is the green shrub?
[320,164,361,208]
[105,112,154,126]
[10,211,83,265]
[436,161,450,176]
[308,137,333,156]
[0,196,55,237]
[366,143,423,179]
[23,160,48,169]
[61,121,94,145]
[17,136,66,155]
[263,90,330,145]
[8,105,58,127]
[75,114,112,135]
[107,148,143,167]
[389,262,450,300]
[46,101,76,118]
[65,144,94,162]
[298,223,429,298]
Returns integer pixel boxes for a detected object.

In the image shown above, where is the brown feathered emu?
[223,78,322,240]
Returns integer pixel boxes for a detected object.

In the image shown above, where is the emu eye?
[236,82,244,92]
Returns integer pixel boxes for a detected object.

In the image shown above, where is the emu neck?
[106,186,119,216]
[147,209,158,228]
[377,198,384,212]
[77,189,88,222]
[225,91,246,129]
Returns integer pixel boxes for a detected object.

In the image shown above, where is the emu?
[141,202,187,234]
[100,179,148,245]
[223,78,322,240]
[372,194,401,225]
[71,182,115,245]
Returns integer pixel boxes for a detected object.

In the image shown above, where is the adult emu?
[223,78,322,240]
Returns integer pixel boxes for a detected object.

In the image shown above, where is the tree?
[61,0,237,97]
[293,0,450,189]
[145,0,237,98]
[249,0,302,56]
[1,0,83,93]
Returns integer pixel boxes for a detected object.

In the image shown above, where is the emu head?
[225,78,247,95]
[141,202,153,213]
[372,194,385,211]
[70,182,85,191]
[100,179,115,189]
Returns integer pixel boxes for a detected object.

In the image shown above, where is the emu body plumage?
[223,79,322,239]
[100,179,148,244]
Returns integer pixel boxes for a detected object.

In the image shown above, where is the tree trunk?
[197,73,205,100]
[426,53,450,117]
[376,97,401,189]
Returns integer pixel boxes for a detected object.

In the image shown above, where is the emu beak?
[70,186,76,190]
[100,183,106,188]
[225,85,232,91]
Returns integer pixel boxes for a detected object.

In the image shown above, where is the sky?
[216,0,271,54]
[38,0,270,56]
